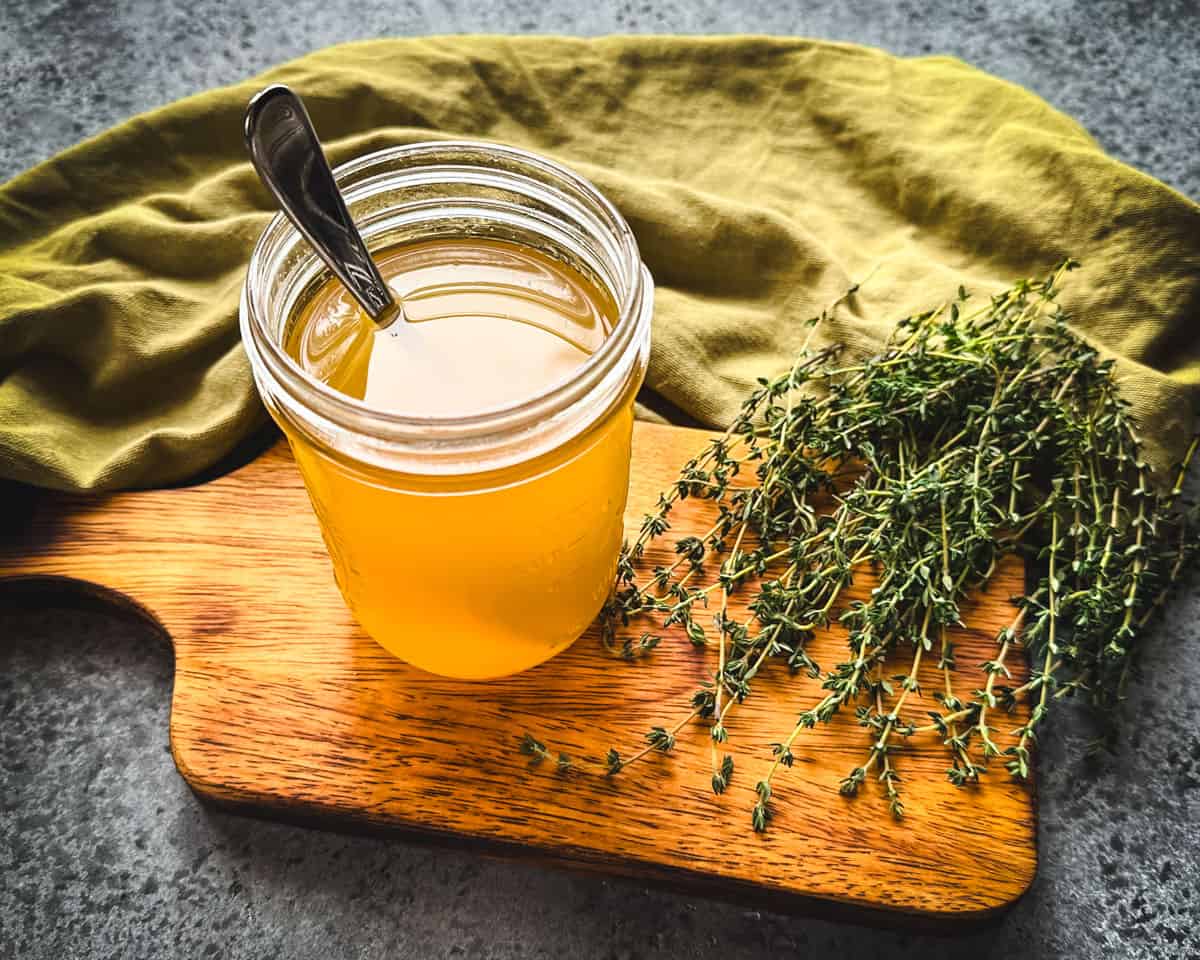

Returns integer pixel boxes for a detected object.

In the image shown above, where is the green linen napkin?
[2,36,1198,491]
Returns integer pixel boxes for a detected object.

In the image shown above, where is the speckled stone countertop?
[2,2,1198,958]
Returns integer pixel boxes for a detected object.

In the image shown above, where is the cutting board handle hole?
[0,575,171,645]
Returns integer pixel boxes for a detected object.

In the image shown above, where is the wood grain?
[0,422,1035,922]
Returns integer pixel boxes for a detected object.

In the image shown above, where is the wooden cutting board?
[0,421,1034,924]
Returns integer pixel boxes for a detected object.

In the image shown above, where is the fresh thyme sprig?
[519,734,573,774]
[523,261,1200,830]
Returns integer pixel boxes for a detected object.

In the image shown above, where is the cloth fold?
[2,36,1198,491]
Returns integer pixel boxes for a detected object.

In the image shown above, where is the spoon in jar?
[244,84,402,328]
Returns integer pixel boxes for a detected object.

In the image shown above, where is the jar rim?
[241,140,648,446]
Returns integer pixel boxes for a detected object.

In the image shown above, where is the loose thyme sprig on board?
[524,261,1200,830]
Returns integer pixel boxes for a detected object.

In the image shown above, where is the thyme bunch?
[528,261,1200,829]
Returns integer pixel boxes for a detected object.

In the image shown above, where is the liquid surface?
[287,238,615,416]
[282,238,635,678]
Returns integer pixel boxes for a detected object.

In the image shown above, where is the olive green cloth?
[2,36,1199,491]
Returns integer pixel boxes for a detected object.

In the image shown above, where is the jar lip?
[242,139,646,437]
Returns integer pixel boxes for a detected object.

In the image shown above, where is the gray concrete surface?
[2,1,1199,958]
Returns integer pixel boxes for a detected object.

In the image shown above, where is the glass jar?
[240,142,653,679]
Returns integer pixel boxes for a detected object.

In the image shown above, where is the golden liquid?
[284,238,635,678]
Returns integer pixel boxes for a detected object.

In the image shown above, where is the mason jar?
[240,141,653,679]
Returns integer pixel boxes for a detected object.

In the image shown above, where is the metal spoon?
[244,84,401,328]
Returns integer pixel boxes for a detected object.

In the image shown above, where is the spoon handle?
[244,85,399,326]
